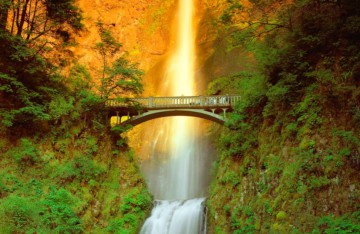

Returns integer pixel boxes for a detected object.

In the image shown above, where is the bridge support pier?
[149,97,153,108]
[116,111,120,125]
[222,108,228,118]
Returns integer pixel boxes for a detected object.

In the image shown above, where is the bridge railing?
[106,95,241,109]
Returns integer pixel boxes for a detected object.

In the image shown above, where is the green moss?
[276,211,287,220]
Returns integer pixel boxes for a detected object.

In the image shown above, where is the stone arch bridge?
[106,95,241,127]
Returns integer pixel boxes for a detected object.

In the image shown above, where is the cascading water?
[140,0,211,233]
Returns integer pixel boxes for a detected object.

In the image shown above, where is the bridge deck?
[106,95,241,110]
[106,95,241,125]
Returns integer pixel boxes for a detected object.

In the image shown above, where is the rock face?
[74,0,175,88]
[72,0,231,95]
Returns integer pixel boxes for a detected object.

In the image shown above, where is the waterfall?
[140,199,206,234]
[140,0,210,233]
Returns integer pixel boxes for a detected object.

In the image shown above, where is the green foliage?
[48,96,75,120]
[230,205,256,234]
[333,130,360,161]
[0,78,50,124]
[0,195,41,233]
[210,72,266,159]
[41,187,83,233]
[207,76,239,95]
[0,110,15,127]
[266,82,289,103]
[55,156,105,183]
[0,32,64,127]
[285,122,298,137]
[8,138,41,167]
[45,0,84,31]
[220,170,240,186]
[102,57,144,98]
[0,181,83,233]
[0,126,150,232]
[75,136,99,155]
[85,136,99,155]
[120,188,152,214]
[314,212,360,233]
[79,90,103,112]
[94,21,144,100]
[308,176,331,190]
[208,72,266,110]
[220,2,243,24]
[95,21,122,57]
[107,188,152,234]
[305,69,335,85]
[68,64,93,95]
[111,124,133,135]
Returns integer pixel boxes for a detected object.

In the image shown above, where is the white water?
[140,198,206,234]
[140,0,209,233]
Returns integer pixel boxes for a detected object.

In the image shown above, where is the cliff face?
[0,115,152,233]
[207,111,359,233]
[71,0,175,94]
[72,0,230,95]
[204,0,360,233]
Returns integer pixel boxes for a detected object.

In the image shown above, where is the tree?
[0,0,85,127]
[5,0,83,43]
[95,21,122,92]
[0,0,10,29]
[220,0,294,34]
[95,21,143,99]
[101,57,143,99]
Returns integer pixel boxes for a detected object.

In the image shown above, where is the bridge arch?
[119,109,225,127]
[107,95,241,127]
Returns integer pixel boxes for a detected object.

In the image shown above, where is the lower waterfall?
[140,198,206,234]
[139,117,211,234]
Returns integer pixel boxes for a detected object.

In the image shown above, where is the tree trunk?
[0,1,10,30]
[17,0,30,36]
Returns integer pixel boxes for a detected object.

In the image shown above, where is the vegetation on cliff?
[0,1,151,233]
[207,0,359,233]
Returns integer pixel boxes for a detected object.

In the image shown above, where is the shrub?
[106,188,152,233]
[308,176,331,190]
[9,138,41,167]
[41,186,83,233]
[285,122,298,135]
[75,136,99,155]
[0,195,41,233]
[56,157,105,183]
[314,213,360,233]
[48,95,75,120]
